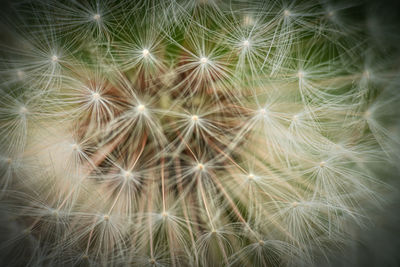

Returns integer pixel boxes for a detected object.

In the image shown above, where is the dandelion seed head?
[297,71,305,78]
[319,161,326,167]
[122,170,133,180]
[258,240,265,246]
[103,214,110,221]
[292,201,299,207]
[51,55,58,62]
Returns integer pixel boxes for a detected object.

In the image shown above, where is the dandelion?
[0,0,399,266]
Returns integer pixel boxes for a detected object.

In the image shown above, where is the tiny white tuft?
[200,57,208,64]
[137,104,146,112]
[142,49,150,57]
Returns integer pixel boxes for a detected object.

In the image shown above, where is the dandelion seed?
[363,69,370,79]
[93,14,101,21]
[284,10,291,17]
[91,92,101,101]
[51,55,58,62]
[243,15,255,26]
[200,57,209,64]
[196,163,205,171]
[319,161,326,167]
[242,40,250,47]
[191,115,199,122]
[19,106,28,115]
[70,143,80,151]
[122,170,132,179]
[258,108,268,117]
[142,49,150,57]
[137,104,146,113]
